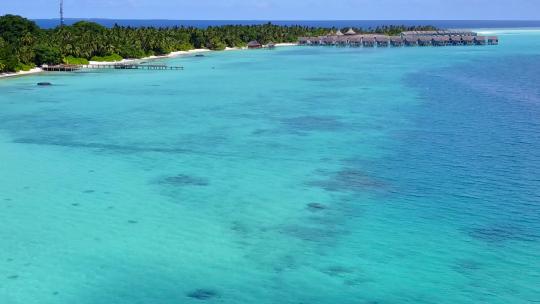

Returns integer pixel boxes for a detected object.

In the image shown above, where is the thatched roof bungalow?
[336,36,349,46]
[450,35,463,45]
[474,36,487,45]
[404,36,418,46]
[432,35,450,46]
[348,35,363,47]
[418,36,433,46]
[362,37,375,47]
[462,36,475,45]
[487,36,499,45]
[345,28,357,35]
[375,36,390,47]
[322,36,336,45]
[296,29,493,48]
[402,30,475,37]
[390,36,404,46]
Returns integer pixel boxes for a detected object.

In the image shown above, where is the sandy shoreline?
[0,43,297,79]
[0,67,44,79]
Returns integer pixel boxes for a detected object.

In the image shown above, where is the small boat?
[37,82,52,86]
[194,54,205,57]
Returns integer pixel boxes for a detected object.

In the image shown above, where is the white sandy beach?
[87,48,213,65]
[0,67,43,79]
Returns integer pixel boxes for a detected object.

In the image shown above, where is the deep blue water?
[34,19,540,29]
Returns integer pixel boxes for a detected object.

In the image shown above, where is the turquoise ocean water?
[1,29,539,303]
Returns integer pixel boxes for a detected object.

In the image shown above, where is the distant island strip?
[1,14,497,78]
[299,29,499,47]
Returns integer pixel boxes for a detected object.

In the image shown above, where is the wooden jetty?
[42,63,183,72]
[298,30,498,48]
[42,64,82,72]
[84,63,183,70]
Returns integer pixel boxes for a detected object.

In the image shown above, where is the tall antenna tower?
[60,0,64,27]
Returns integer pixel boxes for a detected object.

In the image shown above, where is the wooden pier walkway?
[84,63,184,70]
[42,63,183,72]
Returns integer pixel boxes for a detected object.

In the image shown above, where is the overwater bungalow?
[247,40,262,49]
[462,36,475,45]
[418,36,433,46]
[337,36,349,47]
[375,36,390,47]
[390,36,404,47]
[348,36,363,47]
[450,35,463,46]
[321,36,336,46]
[297,30,497,49]
[488,36,499,45]
[402,30,475,37]
[402,30,437,37]
[474,36,487,45]
[363,37,376,47]
[404,36,418,47]
[432,36,450,46]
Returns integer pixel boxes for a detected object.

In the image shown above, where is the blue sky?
[1,0,538,20]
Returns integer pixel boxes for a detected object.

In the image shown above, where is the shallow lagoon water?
[1,30,539,303]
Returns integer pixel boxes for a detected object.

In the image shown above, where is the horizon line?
[28,18,540,21]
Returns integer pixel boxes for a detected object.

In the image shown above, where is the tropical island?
[0,14,438,74]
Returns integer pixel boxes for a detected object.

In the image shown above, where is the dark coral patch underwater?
[158,174,209,187]
[187,289,219,300]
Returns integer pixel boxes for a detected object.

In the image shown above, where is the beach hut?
[247,41,262,49]
[336,30,344,36]
[487,36,499,45]
[390,36,404,47]
[345,28,357,35]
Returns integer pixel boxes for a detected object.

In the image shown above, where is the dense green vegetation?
[0,14,437,73]
[63,56,89,65]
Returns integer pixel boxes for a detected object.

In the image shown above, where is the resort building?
[475,36,487,45]
[298,30,498,49]
[247,41,262,49]
[390,36,404,47]
[401,30,476,37]
[488,36,499,45]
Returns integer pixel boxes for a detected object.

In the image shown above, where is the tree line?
[0,14,437,73]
